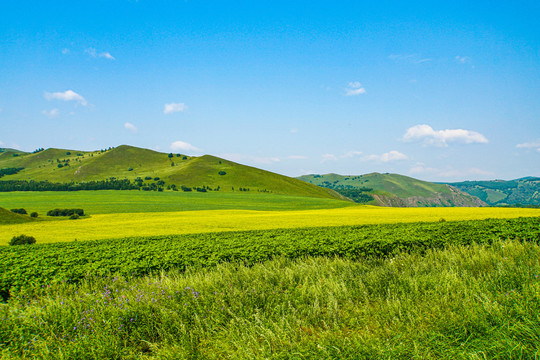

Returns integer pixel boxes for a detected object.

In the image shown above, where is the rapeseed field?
[2,206,539,245]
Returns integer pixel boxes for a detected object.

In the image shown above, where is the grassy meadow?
[0,190,355,215]
[2,239,540,359]
[1,201,540,245]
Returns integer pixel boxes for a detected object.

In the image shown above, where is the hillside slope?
[0,206,34,225]
[447,177,540,206]
[298,173,486,207]
[0,145,346,200]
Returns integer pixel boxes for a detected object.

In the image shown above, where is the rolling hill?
[447,177,540,206]
[0,206,35,225]
[0,145,346,201]
[298,173,486,207]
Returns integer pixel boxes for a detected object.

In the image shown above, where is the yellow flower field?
[2,206,540,245]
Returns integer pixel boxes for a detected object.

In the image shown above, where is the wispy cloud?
[44,90,88,106]
[286,155,308,160]
[164,102,187,115]
[345,82,366,96]
[388,54,432,64]
[455,55,470,64]
[61,48,70,55]
[0,140,4,146]
[403,124,488,147]
[85,47,115,60]
[410,164,494,179]
[221,153,306,164]
[170,140,200,152]
[341,150,363,158]
[321,153,338,162]
[516,140,540,152]
[364,150,408,162]
[124,122,138,133]
[41,108,59,119]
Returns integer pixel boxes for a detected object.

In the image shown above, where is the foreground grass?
[1,206,540,245]
[2,240,539,359]
[0,190,355,216]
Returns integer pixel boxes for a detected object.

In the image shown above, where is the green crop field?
[1,218,540,358]
[0,190,354,215]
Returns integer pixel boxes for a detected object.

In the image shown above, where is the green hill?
[447,177,540,206]
[0,206,34,225]
[298,173,486,207]
[0,145,346,200]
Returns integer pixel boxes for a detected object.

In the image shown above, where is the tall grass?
[2,240,540,359]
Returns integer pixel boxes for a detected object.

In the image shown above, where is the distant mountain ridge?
[298,173,486,207]
[0,145,346,201]
[446,177,540,206]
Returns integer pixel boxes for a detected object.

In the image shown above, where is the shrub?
[128,167,133,171]
[57,164,63,168]
[10,208,27,215]
[47,208,84,217]
[30,212,38,218]
[168,153,173,158]
[154,177,160,181]
[69,214,80,220]
[9,234,36,246]
[218,171,227,176]
[144,176,152,181]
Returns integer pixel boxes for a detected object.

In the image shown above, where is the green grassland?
[299,172,452,198]
[1,219,540,358]
[0,145,344,200]
[0,190,355,216]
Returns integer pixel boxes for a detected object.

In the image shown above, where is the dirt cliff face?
[372,185,487,207]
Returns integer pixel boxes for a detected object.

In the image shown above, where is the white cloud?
[286,155,307,160]
[321,153,338,162]
[345,82,366,96]
[44,90,88,106]
[455,56,470,64]
[41,108,59,119]
[221,153,306,164]
[85,47,115,60]
[516,140,540,152]
[341,150,363,158]
[170,140,200,152]
[164,102,187,115]
[124,122,138,133]
[364,150,408,162]
[62,48,70,55]
[403,124,488,146]
[0,140,4,146]
[388,54,432,64]
[290,128,298,133]
[409,164,494,179]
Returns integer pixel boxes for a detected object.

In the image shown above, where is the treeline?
[0,179,139,192]
[332,188,375,203]
[0,167,24,178]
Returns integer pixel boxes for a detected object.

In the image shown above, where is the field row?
[2,217,539,300]
[2,206,540,245]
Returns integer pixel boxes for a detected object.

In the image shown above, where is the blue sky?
[1,1,540,181]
